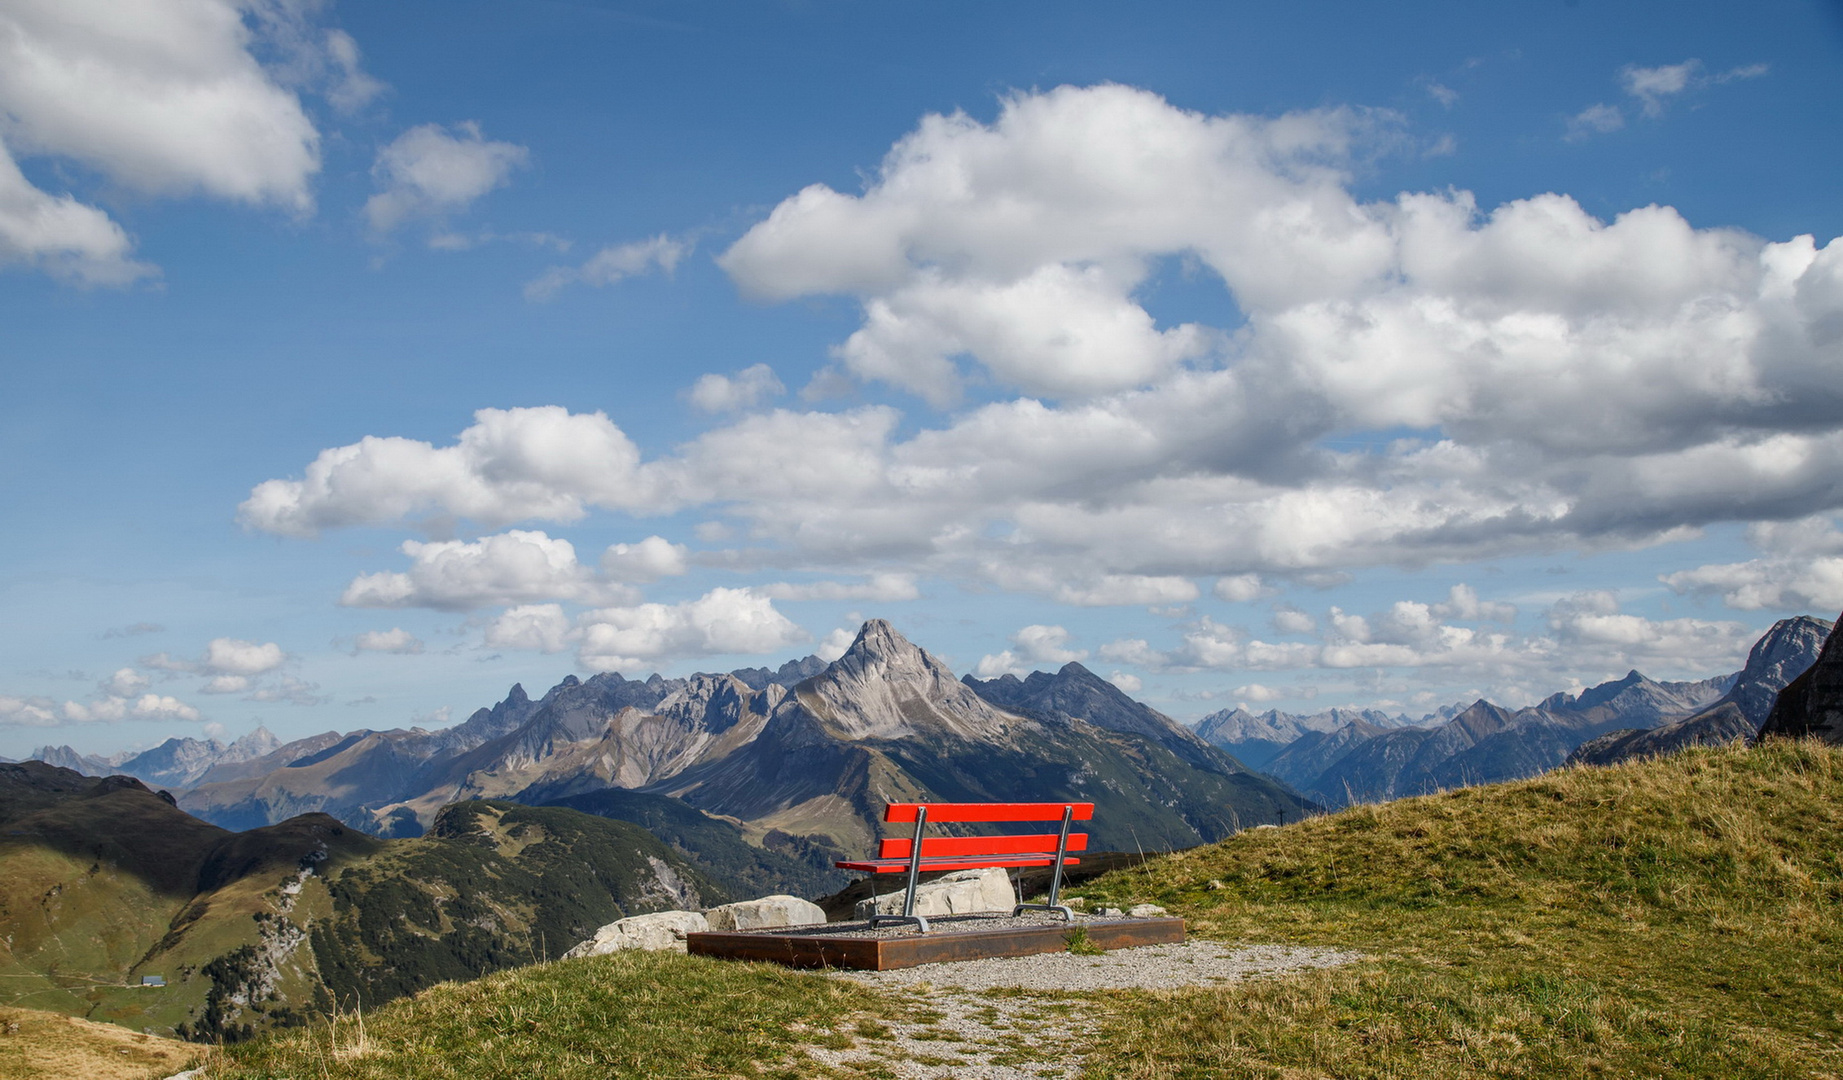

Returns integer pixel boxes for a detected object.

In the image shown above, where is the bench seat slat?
[837,855,1083,874]
[884,801,1094,823]
[878,833,1089,860]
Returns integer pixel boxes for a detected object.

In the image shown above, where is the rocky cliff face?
[1759,612,1843,744]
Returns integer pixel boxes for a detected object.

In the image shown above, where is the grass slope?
[192,740,1840,1079]
[0,1005,199,1080]
[1,774,755,1045]
[1073,738,1843,1077]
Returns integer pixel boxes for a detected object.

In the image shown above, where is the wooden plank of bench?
[836,855,1083,873]
[884,802,1094,823]
[878,833,1090,860]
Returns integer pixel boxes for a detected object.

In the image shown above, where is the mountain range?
[32,621,1312,862]
[1200,615,1830,806]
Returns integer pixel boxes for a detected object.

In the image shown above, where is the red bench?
[836,801,1094,933]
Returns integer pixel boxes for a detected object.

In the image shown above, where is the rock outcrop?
[853,868,1017,920]
[704,895,827,931]
[562,911,710,956]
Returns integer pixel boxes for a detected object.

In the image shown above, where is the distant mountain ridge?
[33,614,1828,846]
[28,727,283,790]
[1193,706,1435,769]
[1261,616,1830,804]
[1569,615,1834,767]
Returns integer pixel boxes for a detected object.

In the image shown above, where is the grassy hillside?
[1071,737,1843,1077]
[0,1005,199,1080]
[0,768,769,1046]
[188,740,1839,1079]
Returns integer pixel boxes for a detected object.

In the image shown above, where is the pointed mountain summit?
[798,619,1014,741]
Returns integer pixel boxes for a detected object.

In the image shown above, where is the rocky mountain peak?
[793,619,1018,741]
[1729,615,1834,725]
[228,726,281,758]
[1759,612,1843,744]
[963,661,1201,747]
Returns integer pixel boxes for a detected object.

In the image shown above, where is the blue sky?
[3,0,1842,757]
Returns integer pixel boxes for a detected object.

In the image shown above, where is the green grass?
[190,741,1843,1079]
[1068,739,1843,1077]
[204,949,890,1080]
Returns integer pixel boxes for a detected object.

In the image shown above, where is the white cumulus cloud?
[575,588,806,673]
[365,121,527,234]
[761,573,919,602]
[341,529,635,611]
[483,588,807,673]
[1661,516,1843,613]
[354,627,425,655]
[0,0,361,283]
[524,233,689,300]
[1,688,200,727]
[247,86,1843,611]
[688,364,786,413]
[145,637,286,677]
[600,536,690,582]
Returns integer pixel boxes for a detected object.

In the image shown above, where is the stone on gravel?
[706,894,827,931]
[1128,903,1167,918]
[564,910,709,957]
[854,867,1017,920]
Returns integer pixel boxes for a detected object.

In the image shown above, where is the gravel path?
[804,940,1362,1078]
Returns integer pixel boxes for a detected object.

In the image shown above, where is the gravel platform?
[833,938,1360,991]
[803,940,1362,1078]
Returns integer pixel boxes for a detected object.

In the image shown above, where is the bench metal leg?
[868,806,932,933]
[1013,804,1076,921]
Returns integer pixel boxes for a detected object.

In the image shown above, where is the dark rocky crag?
[1758,610,1843,745]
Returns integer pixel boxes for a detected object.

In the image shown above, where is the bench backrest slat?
[878,832,1091,860]
[883,801,1095,823]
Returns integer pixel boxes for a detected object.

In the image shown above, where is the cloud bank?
[241,84,1843,678]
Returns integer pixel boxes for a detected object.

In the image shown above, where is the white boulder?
[854,867,1017,920]
[1129,903,1168,918]
[704,894,828,931]
[562,910,709,957]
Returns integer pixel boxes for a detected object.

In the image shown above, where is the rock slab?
[854,867,1017,919]
[705,894,827,930]
[563,910,709,957]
